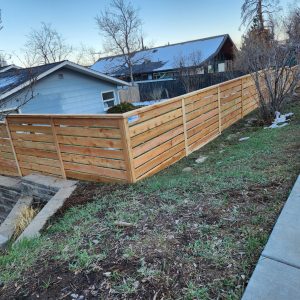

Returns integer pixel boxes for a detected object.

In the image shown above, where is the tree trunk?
[128,61,134,84]
[257,0,264,31]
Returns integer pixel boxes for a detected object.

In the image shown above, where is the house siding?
[3,68,121,114]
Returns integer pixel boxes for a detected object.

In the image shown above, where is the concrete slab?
[242,257,300,300]
[0,196,33,248]
[0,175,21,188]
[16,185,76,241]
[262,175,300,268]
[242,175,300,299]
[23,174,77,190]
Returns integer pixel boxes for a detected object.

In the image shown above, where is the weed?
[184,282,209,300]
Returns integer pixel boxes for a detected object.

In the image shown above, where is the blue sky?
[0,0,299,64]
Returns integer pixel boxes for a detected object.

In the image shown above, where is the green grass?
[1,101,300,299]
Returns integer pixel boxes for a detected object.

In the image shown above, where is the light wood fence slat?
[1,121,21,176]
[131,117,183,148]
[58,144,124,160]
[119,118,136,183]
[50,118,66,179]
[129,108,183,137]
[0,70,266,183]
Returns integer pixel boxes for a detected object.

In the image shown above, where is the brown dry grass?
[13,206,38,239]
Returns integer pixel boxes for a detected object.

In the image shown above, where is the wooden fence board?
[135,142,185,178]
[129,108,182,137]
[131,117,183,148]
[186,101,219,122]
[134,134,185,168]
[0,123,19,176]
[127,100,182,126]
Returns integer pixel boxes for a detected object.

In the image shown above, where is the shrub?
[107,102,137,113]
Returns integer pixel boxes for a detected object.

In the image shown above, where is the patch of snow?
[239,137,250,142]
[0,75,19,89]
[132,99,168,106]
[265,111,294,129]
[195,155,207,164]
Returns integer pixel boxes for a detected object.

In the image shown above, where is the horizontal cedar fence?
[124,73,258,182]
[3,115,132,183]
[0,73,259,183]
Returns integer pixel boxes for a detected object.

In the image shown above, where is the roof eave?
[0,61,130,100]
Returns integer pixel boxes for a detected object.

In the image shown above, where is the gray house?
[0,60,129,117]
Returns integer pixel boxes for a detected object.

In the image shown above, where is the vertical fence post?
[5,118,22,177]
[181,97,189,156]
[241,77,244,118]
[119,117,136,183]
[217,85,222,133]
[50,117,66,179]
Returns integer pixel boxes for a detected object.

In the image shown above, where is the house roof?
[0,60,129,100]
[91,34,233,76]
[0,65,21,73]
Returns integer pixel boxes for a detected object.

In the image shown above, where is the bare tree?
[0,68,38,120]
[237,17,300,123]
[286,7,300,57]
[173,51,204,93]
[23,23,72,66]
[0,9,7,67]
[74,44,102,67]
[241,0,279,31]
[95,0,144,83]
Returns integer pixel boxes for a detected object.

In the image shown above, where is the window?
[208,65,214,73]
[102,91,116,110]
[218,63,225,73]
[195,67,205,74]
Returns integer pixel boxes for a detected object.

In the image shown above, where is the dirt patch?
[56,182,128,216]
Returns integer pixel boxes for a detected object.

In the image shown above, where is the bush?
[107,102,137,113]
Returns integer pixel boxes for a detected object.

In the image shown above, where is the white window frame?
[218,62,226,73]
[101,90,116,111]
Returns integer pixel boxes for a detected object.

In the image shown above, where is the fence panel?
[184,87,220,153]
[127,100,186,180]
[220,78,243,130]
[6,116,64,177]
[242,75,259,116]
[0,122,19,176]
[53,116,129,183]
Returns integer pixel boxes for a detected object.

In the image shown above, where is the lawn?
[1,100,300,300]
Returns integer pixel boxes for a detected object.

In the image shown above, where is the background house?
[0,60,129,117]
[91,34,240,100]
[91,34,237,82]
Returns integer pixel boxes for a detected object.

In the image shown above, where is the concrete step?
[0,176,21,188]
[0,189,21,202]
[0,196,18,206]
[0,196,33,248]
[0,203,13,213]
[21,182,56,202]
